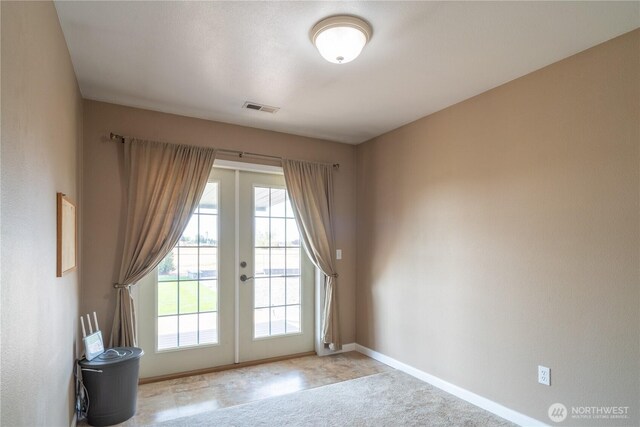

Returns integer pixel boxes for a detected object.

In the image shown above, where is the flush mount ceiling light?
[310,15,372,64]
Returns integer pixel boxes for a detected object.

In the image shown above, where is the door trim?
[234,169,240,363]
[215,159,283,175]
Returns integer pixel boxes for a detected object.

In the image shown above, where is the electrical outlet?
[336,249,342,260]
[538,365,550,386]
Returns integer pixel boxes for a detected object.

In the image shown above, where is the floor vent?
[242,101,280,114]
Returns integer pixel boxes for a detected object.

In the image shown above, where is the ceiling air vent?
[242,101,280,114]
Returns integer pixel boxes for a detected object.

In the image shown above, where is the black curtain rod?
[109,132,340,170]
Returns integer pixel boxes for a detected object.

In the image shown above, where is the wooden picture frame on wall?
[57,192,77,277]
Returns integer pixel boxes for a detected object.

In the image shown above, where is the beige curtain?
[282,159,341,350]
[110,138,216,347]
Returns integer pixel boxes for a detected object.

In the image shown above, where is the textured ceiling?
[55,1,639,144]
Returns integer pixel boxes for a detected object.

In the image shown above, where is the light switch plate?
[336,249,342,260]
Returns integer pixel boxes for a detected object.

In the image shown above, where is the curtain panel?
[110,138,216,347]
[282,159,341,350]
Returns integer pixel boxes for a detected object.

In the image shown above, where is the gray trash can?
[79,347,144,426]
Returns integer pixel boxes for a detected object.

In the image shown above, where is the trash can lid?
[79,347,144,367]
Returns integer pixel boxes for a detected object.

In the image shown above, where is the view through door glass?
[157,181,219,349]
[253,186,302,338]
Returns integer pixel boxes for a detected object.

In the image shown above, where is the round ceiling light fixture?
[310,15,372,64]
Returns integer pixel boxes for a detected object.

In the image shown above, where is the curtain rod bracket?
[110,132,124,143]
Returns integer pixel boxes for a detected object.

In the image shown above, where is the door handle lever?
[240,274,254,282]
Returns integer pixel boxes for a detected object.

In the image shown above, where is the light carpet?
[157,370,516,426]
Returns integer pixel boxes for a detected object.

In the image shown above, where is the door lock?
[240,261,247,268]
[240,274,254,282]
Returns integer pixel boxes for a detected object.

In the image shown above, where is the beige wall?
[1,2,83,426]
[81,100,357,352]
[356,29,639,425]
[3,2,634,423]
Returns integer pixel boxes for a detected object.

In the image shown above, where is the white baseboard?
[355,344,546,427]
[317,342,356,356]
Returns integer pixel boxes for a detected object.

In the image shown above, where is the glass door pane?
[252,186,301,338]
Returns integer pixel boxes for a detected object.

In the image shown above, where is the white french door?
[237,171,314,362]
[136,163,313,378]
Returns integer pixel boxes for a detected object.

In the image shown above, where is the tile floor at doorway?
[78,351,394,426]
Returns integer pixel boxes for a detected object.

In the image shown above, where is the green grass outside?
[158,279,218,315]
